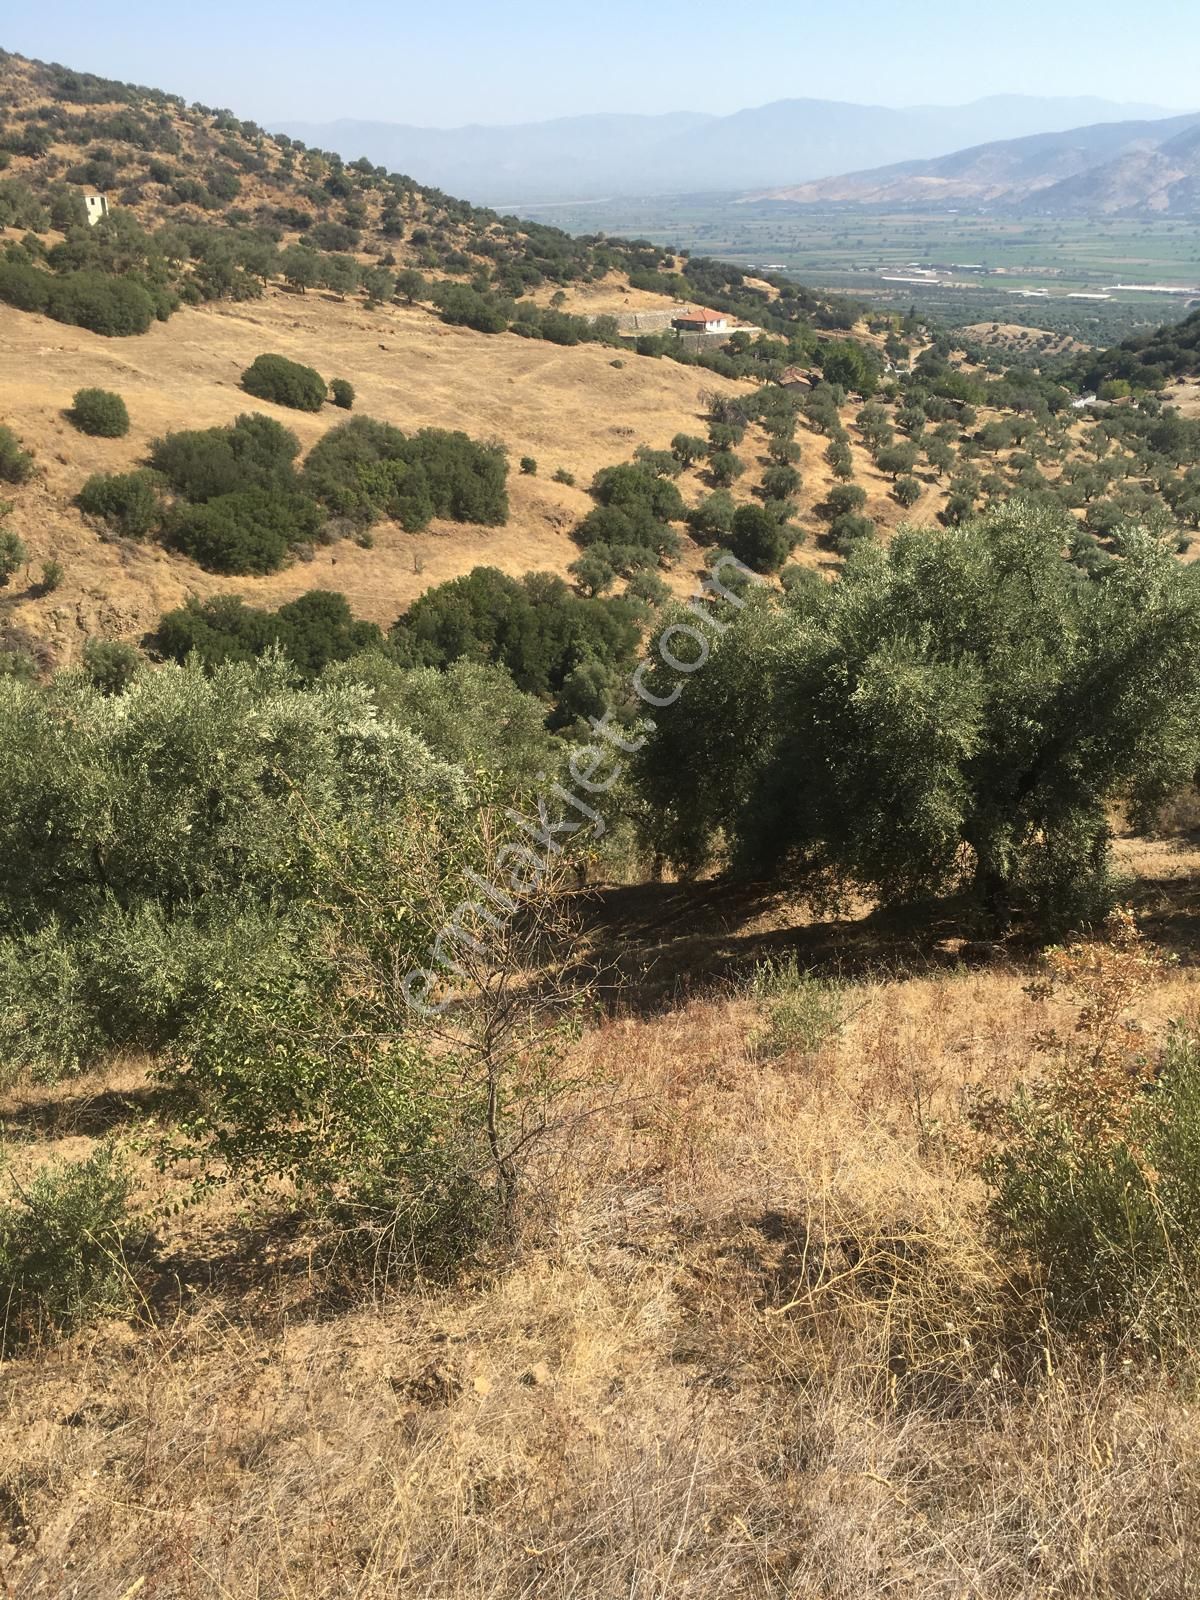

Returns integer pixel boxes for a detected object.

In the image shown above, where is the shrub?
[0,648,36,681]
[240,352,327,412]
[82,638,141,695]
[687,490,736,541]
[827,483,867,519]
[39,559,64,593]
[69,387,130,438]
[729,504,793,574]
[76,470,163,539]
[0,426,34,485]
[749,953,847,1059]
[303,417,508,531]
[0,1147,133,1354]
[0,259,50,313]
[569,549,616,597]
[708,450,744,488]
[167,487,320,575]
[831,513,876,554]
[552,468,576,487]
[981,914,1200,1348]
[0,529,27,586]
[45,271,157,336]
[520,456,538,476]
[149,413,301,502]
[329,377,355,410]
[156,591,382,678]
[894,475,923,508]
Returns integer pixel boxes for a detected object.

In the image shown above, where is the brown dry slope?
[0,292,754,662]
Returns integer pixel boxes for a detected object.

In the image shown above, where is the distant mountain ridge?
[751,111,1200,216]
[276,95,1178,204]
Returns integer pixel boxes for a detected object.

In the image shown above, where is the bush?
[729,504,793,574]
[157,591,383,678]
[39,559,64,593]
[167,487,321,575]
[303,417,508,531]
[982,915,1200,1348]
[894,475,923,509]
[329,377,355,410]
[0,529,27,586]
[76,470,163,539]
[520,456,538,476]
[45,271,157,336]
[749,953,847,1059]
[241,352,327,412]
[82,638,141,695]
[0,1147,133,1354]
[69,387,130,438]
[827,483,867,519]
[149,413,301,502]
[0,426,34,485]
[552,468,575,487]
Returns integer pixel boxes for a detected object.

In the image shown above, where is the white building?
[671,307,729,334]
[83,194,109,227]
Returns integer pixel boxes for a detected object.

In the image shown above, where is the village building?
[670,306,730,334]
[83,193,110,226]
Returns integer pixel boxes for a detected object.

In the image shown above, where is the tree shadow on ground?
[0,1082,171,1142]
[576,854,1200,1017]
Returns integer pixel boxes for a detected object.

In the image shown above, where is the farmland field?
[520,197,1200,341]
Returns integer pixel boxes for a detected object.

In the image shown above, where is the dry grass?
[0,293,756,661]
[5,866,1200,1596]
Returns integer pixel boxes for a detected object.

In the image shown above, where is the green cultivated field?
[524,197,1200,342]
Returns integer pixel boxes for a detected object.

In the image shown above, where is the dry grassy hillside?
[3,834,1200,1597]
[0,291,759,659]
[0,285,961,666]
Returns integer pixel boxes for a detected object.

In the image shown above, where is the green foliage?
[894,475,923,509]
[46,270,157,336]
[166,486,320,574]
[157,590,383,677]
[0,659,468,1075]
[0,529,27,586]
[729,504,793,574]
[0,1147,133,1353]
[69,387,130,438]
[82,639,142,695]
[39,559,64,593]
[671,433,707,467]
[240,352,327,412]
[0,426,34,485]
[820,339,879,397]
[633,504,1200,930]
[329,377,355,410]
[303,417,508,531]
[520,456,538,476]
[687,490,736,542]
[982,921,1200,1348]
[392,566,640,720]
[569,548,616,597]
[148,412,301,503]
[707,450,744,489]
[749,953,848,1059]
[76,470,163,539]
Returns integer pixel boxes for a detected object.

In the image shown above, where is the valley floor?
[4,833,1200,1597]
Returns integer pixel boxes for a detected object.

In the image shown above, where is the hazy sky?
[5,0,1197,127]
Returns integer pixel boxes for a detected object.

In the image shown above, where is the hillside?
[8,45,1200,1600]
[753,110,1200,215]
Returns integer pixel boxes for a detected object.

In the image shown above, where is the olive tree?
[633,503,1200,933]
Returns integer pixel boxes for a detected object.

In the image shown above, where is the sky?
[4,0,1197,128]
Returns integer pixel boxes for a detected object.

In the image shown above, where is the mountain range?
[752,111,1200,215]
[276,95,1178,204]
